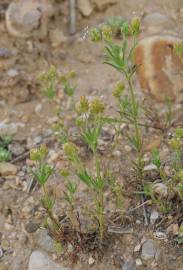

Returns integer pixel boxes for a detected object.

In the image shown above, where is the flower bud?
[113,82,125,99]
[90,27,102,42]
[130,17,140,35]
[89,99,105,114]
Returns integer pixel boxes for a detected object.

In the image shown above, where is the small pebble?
[167,224,179,236]
[88,256,95,265]
[33,136,42,145]
[153,182,168,198]
[112,150,121,158]
[124,145,132,152]
[141,239,157,261]
[136,258,142,266]
[144,164,157,171]
[7,68,18,77]
[134,244,141,252]
[153,231,167,240]
[35,104,43,114]
[25,221,39,233]
[150,210,159,225]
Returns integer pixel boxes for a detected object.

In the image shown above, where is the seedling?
[0,135,12,161]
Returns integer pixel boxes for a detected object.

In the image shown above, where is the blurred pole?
[69,0,76,35]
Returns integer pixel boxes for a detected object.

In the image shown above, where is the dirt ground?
[0,1,183,269]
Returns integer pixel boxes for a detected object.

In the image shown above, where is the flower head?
[76,96,89,114]
[63,142,79,162]
[113,82,125,99]
[101,25,112,42]
[90,27,102,42]
[39,65,57,82]
[130,17,140,35]
[89,99,105,114]
[30,145,48,162]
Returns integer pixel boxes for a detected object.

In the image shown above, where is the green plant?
[0,148,12,162]
[90,18,144,185]
[39,66,76,101]
[0,135,12,161]
[60,168,78,228]
[39,65,58,100]
[63,97,107,238]
[35,17,183,253]
[169,128,183,172]
[30,145,59,229]
[63,140,106,238]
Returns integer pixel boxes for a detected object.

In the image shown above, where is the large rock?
[0,262,8,270]
[0,162,17,176]
[28,251,69,270]
[142,13,173,34]
[91,0,117,11]
[135,35,183,102]
[141,240,158,261]
[0,47,16,70]
[78,0,93,17]
[49,29,67,48]
[6,0,53,38]
[35,229,55,253]
[0,122,18,136]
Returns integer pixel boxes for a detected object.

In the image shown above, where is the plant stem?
[42,185,60,230]
[94,151,105,238]
[127,77,144,185]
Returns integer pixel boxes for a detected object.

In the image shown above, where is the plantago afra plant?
[63,97,107,238]
[90,18,144,185]
[60,168,78,228]
[30,145,59,229]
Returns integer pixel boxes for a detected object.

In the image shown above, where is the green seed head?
[130,17,140,35]
[101,25,113,42]
[39,65,57,81]
[113,82,125,99]
[76,96,89,114]
[30,145,48,162]
[90,27,102,42]
[89,99,105,114]
[63,142,79,161]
